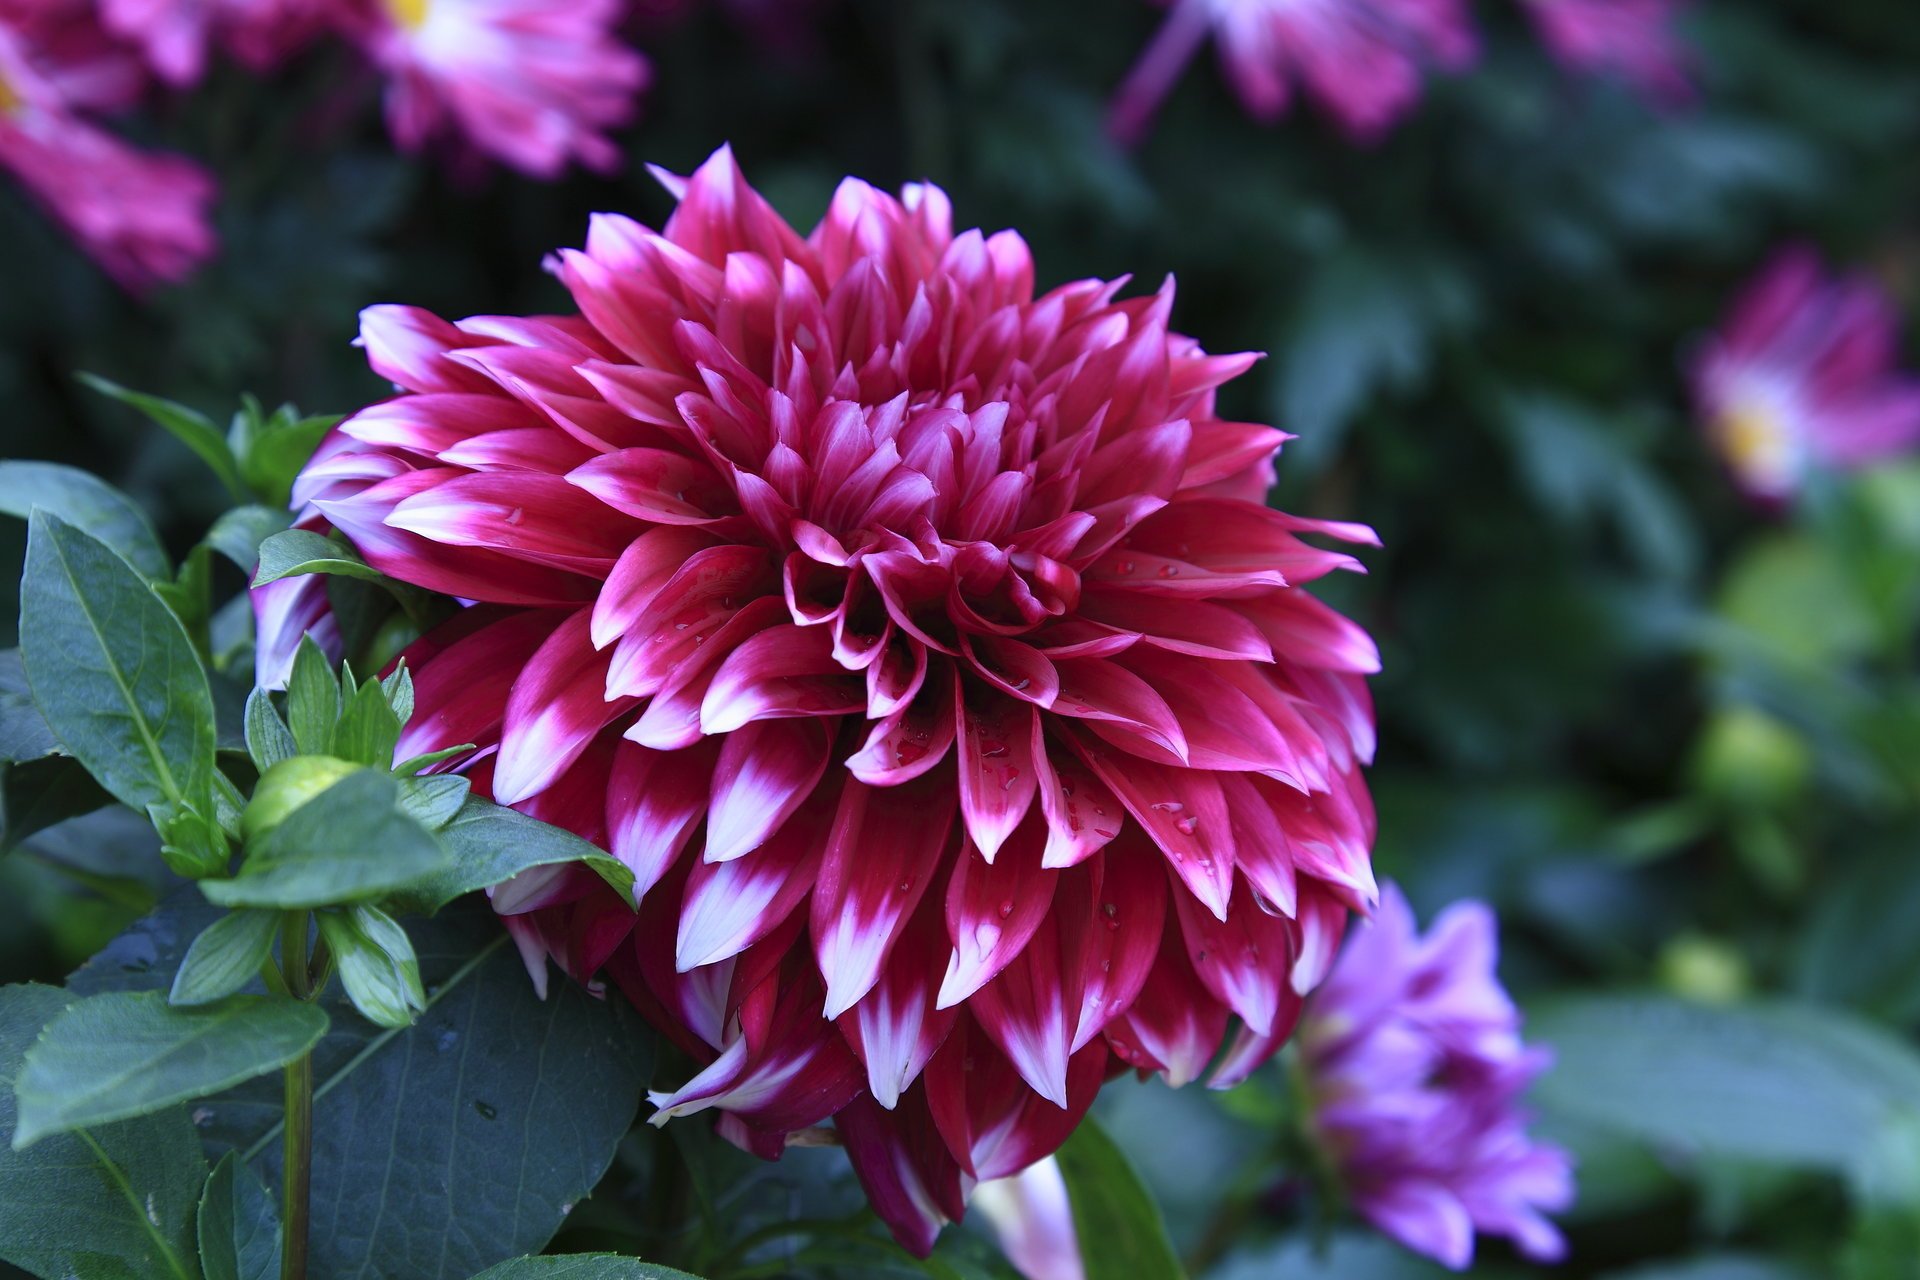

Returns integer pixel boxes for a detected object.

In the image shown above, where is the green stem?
[281,912,314,1280]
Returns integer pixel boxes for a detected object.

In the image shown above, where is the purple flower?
[1298,884,1573,1270]
[1520,0,1691,105]
[1692,246,1920,503]
[1110,0,1478,145]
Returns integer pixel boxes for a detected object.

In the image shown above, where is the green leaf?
[252,528,387,588]
[244,687,298,773]
[394,744,478,777]
[387,797,635,917]
[0,459,170,581]
[198,1152,281,1280]
[0,984,205,1280]
[1055,1116,1185,1280]
[397,774,470,830]
[316,905,425,1029]
[382,663,415,727]
[0,649,58,764]
[285,636,341,757]
[205,505,293,573]
[81,372,247,502]
[1532,995,1920,1178]
[1211,1234,1451,1280]
[471,1258,708,1280]
[240,415,338,510]
[0,755,113,851]
[333,677,402,767]
[12,990,327,1147]
[74,896,654,1280]
[1599,1257,1816,1280]
[204,769,447,910]
[170,910,280,1006]
[21,511,218,815]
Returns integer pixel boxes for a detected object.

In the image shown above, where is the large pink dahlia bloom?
[0,1,216,288]
[1298,885,1573,1270]
[1520,0,1691,105]
[1110,0,1478,145]
[338,0,650,178]
[274,146,1381,1253]
[1691,246,1920,503]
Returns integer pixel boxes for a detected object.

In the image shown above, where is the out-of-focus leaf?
[1212,1233,1453,1280]
[81,372,247,500]
[206,505,292,572]
[1532,995,1920,1178]
[1055,1116,1184,1280]
[0,460,169,581]
[1601,1257,1818,1280]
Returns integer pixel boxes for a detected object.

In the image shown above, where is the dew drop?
[473,1101,498,1120]
[1157,564,1178,578]
[1011,677,1031,691]
[436,1030,459,1053]
[897,879,914,893]
[1149,801,1185,815]
[981,744,1009,759]
[505,507,525,526]
[1117,560,1136,575]
[997,900,1015,919]
[1175,816,1199,836]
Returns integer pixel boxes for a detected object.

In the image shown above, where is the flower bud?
[242,755,361,843]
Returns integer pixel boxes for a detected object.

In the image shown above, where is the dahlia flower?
[1692,247,1920,503]
[1520,0,1690,104]
[1297,884,1572,1270]
[99,0,326,86]
[270,146,1381,1253]
[1109,0,1478,145]
[0,5,216,288]
[973,1156,1084,1280]
[338,0,649,178]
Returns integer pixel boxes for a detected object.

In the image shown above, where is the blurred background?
[3,1,1920,1276]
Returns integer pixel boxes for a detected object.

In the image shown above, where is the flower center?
[383,0,432,29]
[1716,395,1800,493]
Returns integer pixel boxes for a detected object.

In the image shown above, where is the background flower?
[0,2,215,289]
[1518,0,1691,104]
[1691,246,1920,503]
[1298,884,1574,1270]
[1111,0,1479,144]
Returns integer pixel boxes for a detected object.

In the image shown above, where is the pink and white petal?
[705,718,831,862]
[955,683,1040,862]
[493,609,638,805]
[606,740,717,903]
[811,776,957,1019]
[840,890,959,1109]
[699,624,866,734]
[937,822,1057,1009]
[676,789,832,970]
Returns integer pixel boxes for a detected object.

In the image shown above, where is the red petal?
[955,682,1039,862]
[1076,738,1234,920]
[699,624,866,734]
[811,776,957,1018]
[606,544,775,698]
[606,741,716,902]
[1032,725,1123,869]
[590,527,721,650]
[840,890,959,1109]
[675,788,833,970]
[705,719,831,862]
[494,609,638,805]
[937,821,1056,1009]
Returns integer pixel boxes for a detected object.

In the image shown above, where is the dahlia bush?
[4,2,1920,1280]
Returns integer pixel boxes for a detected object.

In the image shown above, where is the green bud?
[242,755,362,843]
[1692,705,1811,807]
[1657,933,1750,1005]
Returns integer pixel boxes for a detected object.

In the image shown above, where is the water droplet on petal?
[1175,816,1198,836]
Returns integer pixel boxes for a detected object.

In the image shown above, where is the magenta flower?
[1692,247,1920,503]
[973,1156,1084,1280]
[98,0,327,87]
[270,146,1381,1254]
[339,0,650,178]
[1110,0,1479,145]
[0,5,216,289]
[1298,884,1573,1270]
[1520,0,1690,104]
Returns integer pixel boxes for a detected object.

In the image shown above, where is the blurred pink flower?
[98,0,328,87]
[973,1156,1084,1280]
[1521,0,1690,104]
[0,9,215,289]
[1298,884,1573,1270]
[1110,0,1478,145]
[268,145,1382,1255]
[340,0,650,178]
[1692,247,1920,502]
